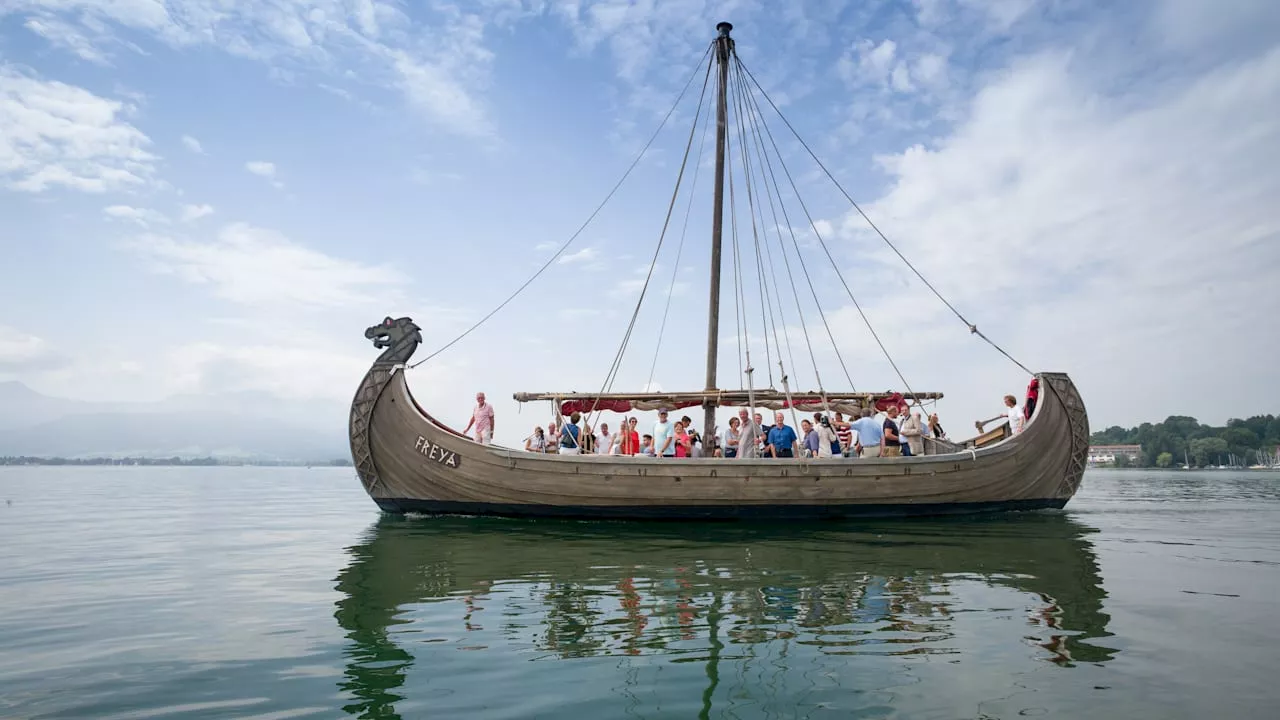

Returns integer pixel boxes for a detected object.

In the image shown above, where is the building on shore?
[1087,444,1143,465]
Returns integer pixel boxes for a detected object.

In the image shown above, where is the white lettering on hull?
[414,435,461,469]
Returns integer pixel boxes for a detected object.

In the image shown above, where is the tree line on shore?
[1090,414,1279,468]
[0,456,354,467]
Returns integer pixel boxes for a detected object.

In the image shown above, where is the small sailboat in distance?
[347,23,1090,520]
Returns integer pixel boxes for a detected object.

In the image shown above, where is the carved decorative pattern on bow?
[1042,373,1090,498]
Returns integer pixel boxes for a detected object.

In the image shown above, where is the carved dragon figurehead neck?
[364,316,422,365]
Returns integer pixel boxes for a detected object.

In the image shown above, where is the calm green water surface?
[1,468,1277,719]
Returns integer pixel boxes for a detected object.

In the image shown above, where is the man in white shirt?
[597,423,613,456]
[652,409,675,457]
[1003,394,1023,435]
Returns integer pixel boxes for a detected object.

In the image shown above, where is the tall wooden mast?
[702,21,734,443]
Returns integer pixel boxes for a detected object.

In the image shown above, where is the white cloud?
[22,16,109,63]
[245,161,283,188]
[164,342,384,403]
[181,135,204,154]
[391,37,494,139]
[913,53,948,87]
[2,1,502,138]
[861,39,898,81]
[0,326,47,367]
[126,222,405,310]
[822,46,1280,426]
[104,205,168,227]
[838,38,939,95]
[245,161,275,177]
[618,265,655,295]
[557,247,599,265]
[890,64,914,92]
[0,67,156,193]
[180,204,214,222]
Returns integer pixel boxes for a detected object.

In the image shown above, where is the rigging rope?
[736,59,1035,377]
[748,182,780,389]
[726,120,745,387]
[736,55,923,404]
[725,69,757,409]
[755,183,802,388]
[734,61,857,396]
[734,76,803,393]
[730,180,753,395]
[725,58,765,396]
[732,218,744,386]
[408,44,714,370]
[729,64,801,394]
[729,60,830,410]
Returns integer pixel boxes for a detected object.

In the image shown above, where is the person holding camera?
[816,416,838,458]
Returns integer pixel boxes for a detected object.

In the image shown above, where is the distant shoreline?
[0,456,352,467]
[1088,465,1279,471]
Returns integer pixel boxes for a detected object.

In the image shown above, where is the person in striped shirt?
[833,412,853,456]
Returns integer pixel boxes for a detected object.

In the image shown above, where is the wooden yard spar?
[347,23,1091,519]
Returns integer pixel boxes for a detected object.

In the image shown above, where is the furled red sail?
[538,391,920,417]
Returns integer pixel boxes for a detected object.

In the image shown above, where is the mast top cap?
[716,21,732,36]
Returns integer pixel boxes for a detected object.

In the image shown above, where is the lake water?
[1,468,1277,719]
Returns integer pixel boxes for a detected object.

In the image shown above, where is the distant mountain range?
[0,381,348,461]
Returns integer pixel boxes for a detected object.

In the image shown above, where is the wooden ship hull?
[349,351,1089,520]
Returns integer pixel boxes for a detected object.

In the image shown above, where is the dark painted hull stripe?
[373,497,1068,520]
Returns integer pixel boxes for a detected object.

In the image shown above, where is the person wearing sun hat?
[652,408,675,458]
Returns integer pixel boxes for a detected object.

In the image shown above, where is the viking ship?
[348,22,1089,519]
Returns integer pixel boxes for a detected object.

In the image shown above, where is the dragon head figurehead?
[364,316,422,365]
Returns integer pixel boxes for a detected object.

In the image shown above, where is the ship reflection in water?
[333,514,1115,718]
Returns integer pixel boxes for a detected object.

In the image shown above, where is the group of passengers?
[466,382,1035,457]
[520,405,951,459]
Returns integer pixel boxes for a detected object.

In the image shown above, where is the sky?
[2,0,1278,448]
